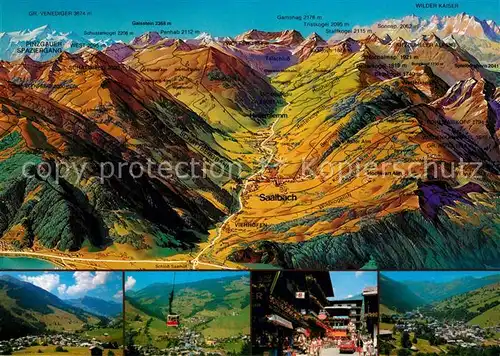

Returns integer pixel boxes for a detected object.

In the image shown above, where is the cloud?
[57,284,67,295]
[20,273,60,292]
[59,272,111,297]
[113,290,123,301]
[355,271,364,278]
[93,272,110,285]
[125,276,136,291]
[347,294,353,298]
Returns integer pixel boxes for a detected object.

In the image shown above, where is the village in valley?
[125,272,251,356]
[381,311,499,352]
[128,327,250,356]
[0,333,122,355]
[379,272,500,356]
[0,272,124,356]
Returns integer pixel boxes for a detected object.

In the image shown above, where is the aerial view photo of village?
[0,271,124,355]
[252,271,378,355]
[379,271,500,356]
[124,271,251,355]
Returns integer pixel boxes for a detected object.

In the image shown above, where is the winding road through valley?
[0,102,289,270]
[191,101,290,269]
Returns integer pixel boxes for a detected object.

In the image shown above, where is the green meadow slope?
[125,275,250,348]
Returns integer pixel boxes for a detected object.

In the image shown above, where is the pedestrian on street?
[316,337,322,356]
[367,339,374,356]
[357,338,363,356]
[309,338,317,356]
[362,339,368,356]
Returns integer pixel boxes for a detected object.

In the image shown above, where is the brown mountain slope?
[0,66,233,254]
[192,41,500,269]
[124,44,283,174]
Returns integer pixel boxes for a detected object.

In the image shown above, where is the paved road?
[320,347,352,355]
[297,348,346,356]
[191,101,290,269]
[0,251,236,270]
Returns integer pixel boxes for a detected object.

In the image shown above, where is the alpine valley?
[379,272,500,355]
[0,12,499,269]
[0,274,123,354]
[125,274,251,354]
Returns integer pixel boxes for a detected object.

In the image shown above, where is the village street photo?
[124,271,251,355]
[252,271,378,355]
[379,271,500,356]
[0,271,124,355]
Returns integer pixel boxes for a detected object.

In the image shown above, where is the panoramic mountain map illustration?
[0,0,498,270]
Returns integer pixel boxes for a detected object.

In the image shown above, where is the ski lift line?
[169,272,176,315]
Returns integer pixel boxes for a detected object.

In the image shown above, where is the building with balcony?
[325,299,363,338]
[363,286,379,346]
[251,271,335,354]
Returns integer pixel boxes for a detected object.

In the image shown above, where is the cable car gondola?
[167,314,179,327]
[166,272,179,327]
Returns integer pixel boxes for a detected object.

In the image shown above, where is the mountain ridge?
[66,295,122,317]
[127,274,250,320]
[125,274,250,347]
[380,275,427,313]
[1,12,497,65]
[380,273,500,314]
[0,275,107,340]
[0,12,499,270]
[405,274,500,303]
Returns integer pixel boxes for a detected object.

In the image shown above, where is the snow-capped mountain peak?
[0,25,100,61]
[195,32,212,41]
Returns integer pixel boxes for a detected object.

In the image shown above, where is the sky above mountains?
[125,271,250,291]
[329,271,377,300]
[1,0,498,41]
[0,271,123,302]
[383,271,500,283]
